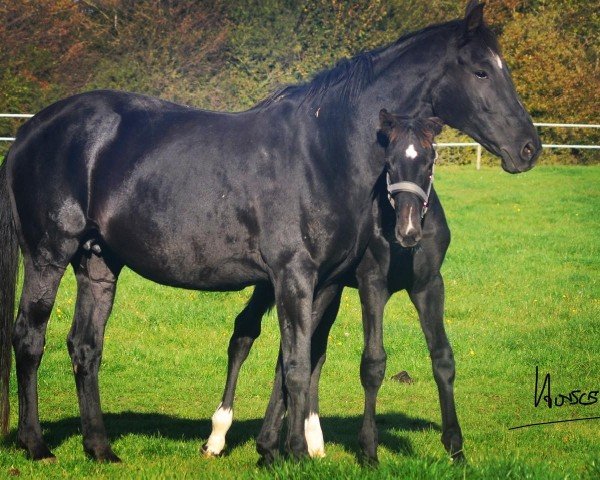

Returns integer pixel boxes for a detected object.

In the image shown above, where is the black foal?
[204,111,462,463]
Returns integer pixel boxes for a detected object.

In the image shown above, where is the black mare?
[204,112,452,464]
[0,1,540,463]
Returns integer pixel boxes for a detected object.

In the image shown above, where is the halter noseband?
[386,150,437,218]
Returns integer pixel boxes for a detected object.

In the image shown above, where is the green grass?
[1,165,598,479]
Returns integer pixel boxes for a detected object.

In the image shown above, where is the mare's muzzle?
[500,138,541,173]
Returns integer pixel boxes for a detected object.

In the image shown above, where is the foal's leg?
[408,273,464,461]
[256,284,341,463]
[13,258,67,460]
[202,283,274,457]
[67,250,122,462]
[305,287,342,458]
[356,274,389,464]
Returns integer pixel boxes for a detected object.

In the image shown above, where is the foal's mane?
[251,20,461,111]
[388,117,438,149]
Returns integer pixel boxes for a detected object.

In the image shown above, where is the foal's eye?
[474,70,488,79]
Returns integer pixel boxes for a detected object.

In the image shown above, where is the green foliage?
[86,1,231,108]
[0,166,598,477]
[0,1,598,162]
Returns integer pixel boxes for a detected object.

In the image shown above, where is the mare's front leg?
[355,250,390,464]
[305,287,343,458]
[202,283,274,457]
[271,263,316,460]
[408,273,464,461]
[256,283,340,463]
[67,249,122,462]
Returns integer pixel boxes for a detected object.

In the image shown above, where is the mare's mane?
[251,20,463,111]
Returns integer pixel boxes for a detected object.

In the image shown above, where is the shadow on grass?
[29,411,438,460]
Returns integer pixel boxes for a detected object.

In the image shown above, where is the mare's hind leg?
[202,283,274,457]
[408,273,464,461]
[13,258,69,459]
[67,249,122,462]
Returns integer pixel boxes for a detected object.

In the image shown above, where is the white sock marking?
[305,412,326,458]
[204,404,233,456]
[405,143,418,159]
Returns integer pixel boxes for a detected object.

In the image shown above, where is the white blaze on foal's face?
[405,143,418,159]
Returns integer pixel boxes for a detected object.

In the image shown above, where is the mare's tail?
[0,154,19,435]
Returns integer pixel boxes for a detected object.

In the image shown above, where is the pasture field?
[0,165,598,479]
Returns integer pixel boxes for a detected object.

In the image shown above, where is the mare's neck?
[361,28,451,118]
[325,32,450,186]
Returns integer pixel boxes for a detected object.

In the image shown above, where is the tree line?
[1,1,598,162]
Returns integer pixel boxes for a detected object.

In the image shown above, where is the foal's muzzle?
[386,159,435,247]
[395,203,422,248]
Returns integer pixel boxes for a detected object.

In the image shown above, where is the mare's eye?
[474,70,488,79]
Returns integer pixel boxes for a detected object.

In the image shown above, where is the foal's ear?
[379,108,396,132]
[378,109,397,145]
[425,117,444,137]
[465,1,485,32]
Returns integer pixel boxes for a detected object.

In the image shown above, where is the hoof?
[451,450,466,464]
[286,436,308,461]
[308,449,326,459]
[30,448,56,461]
[359,454,379,468]
[442,431,463,462]
[305,413,326,459]
[18,439,55,461]
[201,442,224,458]
[100,450,122,463]
[86,446,122,463]
[256,435,280,467]
[256,443,279,468]
[257,452,277,468]
[358,434,379,467]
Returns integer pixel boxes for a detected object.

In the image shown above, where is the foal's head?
[378,109,443,248]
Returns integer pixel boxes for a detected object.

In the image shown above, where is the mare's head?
[429,1,541,173]
[378,109,443,248]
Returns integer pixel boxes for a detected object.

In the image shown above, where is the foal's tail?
[0,156,19,436]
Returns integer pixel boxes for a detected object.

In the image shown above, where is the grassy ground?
[0,165,598,479]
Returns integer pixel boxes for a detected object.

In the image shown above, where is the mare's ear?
[465,1,485,32]
[425,117,444,137]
